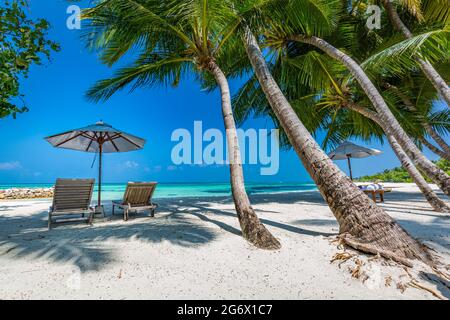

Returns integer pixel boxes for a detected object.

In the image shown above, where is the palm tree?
[348,0,450,159]
[381,82,450,161]
[346,1,450,158]
[82,0,280,249]
[233,33,450,212]
[379,0,450,106]
[232,41,450,212]
[339,103,450,213]
[254,0,450,196]
[283,35,450,194]
[234,0,434,265]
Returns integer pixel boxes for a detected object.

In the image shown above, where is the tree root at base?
[339,235,414,268]
[331,236,448,299]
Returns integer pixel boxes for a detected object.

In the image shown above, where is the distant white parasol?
[328,141,382,180]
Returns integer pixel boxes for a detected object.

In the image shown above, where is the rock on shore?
[0,188,54,200]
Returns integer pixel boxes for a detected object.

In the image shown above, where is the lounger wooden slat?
[112,182,158,221]
[48,178,95,229]
[363,188,392,203]
[363,189,385,202]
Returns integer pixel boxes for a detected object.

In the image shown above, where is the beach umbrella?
[45,121,146,209]
[328,141,382,180]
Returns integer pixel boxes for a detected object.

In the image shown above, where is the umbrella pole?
[98,143,102,207]
[347,156,353,181]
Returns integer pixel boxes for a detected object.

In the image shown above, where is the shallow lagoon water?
[0,182,317,200]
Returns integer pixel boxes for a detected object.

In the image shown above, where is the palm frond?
[422,0,450,24]
[396,0,424,21]
[86,55,191,102]
[361,27,450,77]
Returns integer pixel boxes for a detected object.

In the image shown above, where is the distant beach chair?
[363,189,385,202]
[358,183,392,203]
[48,178,95,229]
[112,182,158,221]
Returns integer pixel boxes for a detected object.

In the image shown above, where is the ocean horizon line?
[0,181,316,186]
[0,181,319,200]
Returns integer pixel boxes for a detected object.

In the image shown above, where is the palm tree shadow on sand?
[0,192,337,273]
[161,196,337,238]
[0,206,217,272]
[0,189,448,278]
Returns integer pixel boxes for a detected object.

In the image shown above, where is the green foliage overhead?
[0,0,59,119]
[232,0,449,152]
[82,0,243,102]
[356,159,450,182]
[361,27,450,78]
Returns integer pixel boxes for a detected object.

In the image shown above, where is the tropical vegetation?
[0,0,59,118]
[233,0,450,212]
[357,159,450,183]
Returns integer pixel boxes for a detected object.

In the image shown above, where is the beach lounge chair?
[112,182,158,221]
[48,178,95,229]
[358,183,392,203]
[363,189,385,202]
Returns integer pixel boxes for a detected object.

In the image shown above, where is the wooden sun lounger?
[48,178,95,229]
[362,188,392,203]
[363,189,385,203]
[112,182,158,221]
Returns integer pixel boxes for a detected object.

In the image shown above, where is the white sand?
[0,183,448,300]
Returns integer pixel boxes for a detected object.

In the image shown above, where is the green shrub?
[356,159,450,182]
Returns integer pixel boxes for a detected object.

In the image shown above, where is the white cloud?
[124,161,139,169]
[0,161,22,170]
[167,165,178,171]
[144,165,162,173]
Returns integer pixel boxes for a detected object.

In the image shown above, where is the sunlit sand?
[0,183,448,299]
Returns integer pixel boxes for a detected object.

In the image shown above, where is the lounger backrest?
[123,182,157,206]
[52,179,95,211]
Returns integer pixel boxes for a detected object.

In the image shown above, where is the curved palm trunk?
[290,34,450,197]
[345,102,450,213]
[387,136,450,213]
[422,125,450,159]
[242,25,433,266]
[207,60,280,250]
[383,82,450,159]
[419,137,450,162]
[382,0,450,106]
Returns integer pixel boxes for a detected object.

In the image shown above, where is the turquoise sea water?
[0,182,317,200]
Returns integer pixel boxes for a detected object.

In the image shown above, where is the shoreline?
[0,181,407,201]
[0,185,319,201]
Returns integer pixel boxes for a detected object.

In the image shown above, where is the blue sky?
[0,0,442,184]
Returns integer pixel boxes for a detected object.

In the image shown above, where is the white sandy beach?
[0,183,448,300]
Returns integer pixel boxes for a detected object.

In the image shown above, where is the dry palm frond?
[408,280,446,300]
[348,258,365,279]
[331,251,356,268]
[385,276,393,287]
[397,281,408,293]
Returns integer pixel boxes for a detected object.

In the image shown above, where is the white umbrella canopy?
[45,121,146,207]
[328,141,382,180]
[45,121,145,153]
